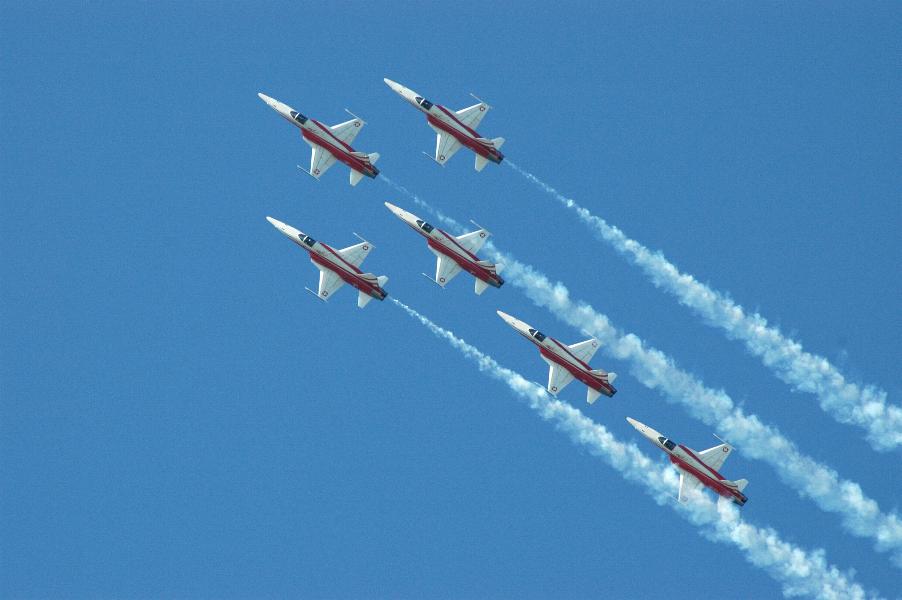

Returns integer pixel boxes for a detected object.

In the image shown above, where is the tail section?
[475,154,489,172]
[733,478,749,492]
[376,275,389,287]
[491,136,505,149]
[591,369,616,382]
[350,170,364,186]
[474,278,489,295]
[357,290,373,308]
[587,387,602,405]
[368,152,380,164]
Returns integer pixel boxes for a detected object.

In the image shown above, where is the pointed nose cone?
[496,310,522,330]
[258,92,278,108]
[266,215,295,237]
[257,92,296,122]
[383,78,402,93]
[384,201,416,224]
[626,417,664,445]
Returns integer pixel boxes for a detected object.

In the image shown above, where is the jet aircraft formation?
[258,79,749,507]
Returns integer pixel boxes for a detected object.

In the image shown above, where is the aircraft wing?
[454,229,490,254]
[434,131,463,165]
[455,102,490,130]
[316,267,344,300]
[698,443,733,473]
[329,117,364,146]
[337,241,374,268]
[435,255,463,287]
[568,339,600,364]
[678,470,705,503]
[309,144,337,178]
[541,356,575,396]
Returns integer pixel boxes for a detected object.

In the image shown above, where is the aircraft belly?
[427,239,493,280]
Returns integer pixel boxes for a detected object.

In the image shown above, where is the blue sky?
[2,2,900,598]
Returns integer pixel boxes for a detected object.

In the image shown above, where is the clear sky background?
[2,2,900,598]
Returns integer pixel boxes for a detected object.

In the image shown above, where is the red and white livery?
[383,78,505,171]
[497,311,617,404]
[266,217,388,308]
[627,417,749,506]
[258,93,380,186]
[384,202,504,294]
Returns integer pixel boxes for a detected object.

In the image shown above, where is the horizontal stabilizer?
[349,169,364,186]
[357,291,373,309]
[475,154,489,172]
[492,136,505,149]
[494,263,505,274]
[608,372,618,383]
[474,278,489,295]
[587,387,602,405]
[733,478,749,492]
[368,152,380,164]
[376,275,389,287]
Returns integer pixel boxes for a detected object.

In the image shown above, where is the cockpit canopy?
[414,96,434,110]
[289,110,308,125]
[298,234,316,247]
[657,436,676,451]
[415,219,434,233]
[527,328,547,342]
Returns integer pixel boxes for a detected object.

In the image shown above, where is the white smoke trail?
[503,160,901,453]
[379,179,902,566]
[390,298,880,599]
[492,255,902,567]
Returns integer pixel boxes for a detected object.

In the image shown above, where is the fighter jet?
[383,78,505,171]
[266,216,388,308]
[496,311,617,404]
[627,417,749,506]
[384,202,504,294]
[258,93,380,186]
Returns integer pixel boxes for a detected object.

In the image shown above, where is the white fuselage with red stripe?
[513,325,616,397]
[423,104,504,164]
[411,224,502,288]
[259,93,378,178]
[667,444,747,505]
[300,118,379,178]
[385,79,503,164]
[290,232,386,301]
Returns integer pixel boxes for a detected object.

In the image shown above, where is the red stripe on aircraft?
[319,243,364,275]
[435,229,480,261]
[678,445,726,481]
[310,119,355,152]
[426,238,497,284]
[301,130,373,175]
[426,115,496,160]
[549,338,592,371]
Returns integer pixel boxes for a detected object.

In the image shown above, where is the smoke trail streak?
[503,160,900,452]
[379,177,902,566]
[391,298,879,599]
